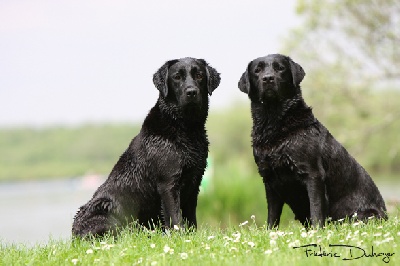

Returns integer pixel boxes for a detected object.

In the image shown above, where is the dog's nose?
[262,75,274,83]
[186,87,198,98]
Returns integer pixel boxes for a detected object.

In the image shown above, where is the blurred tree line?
[0,0,398,226]
[281,0,400,173]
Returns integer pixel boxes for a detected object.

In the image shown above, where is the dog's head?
[153,58,220,108]
[238,54,305,103]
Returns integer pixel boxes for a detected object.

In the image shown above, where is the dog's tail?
[72,197,120,238]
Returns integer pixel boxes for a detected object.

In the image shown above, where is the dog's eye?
[173,74,181,80]
[195,73,203,80]
[274,63,285,71]
[254,67,261,74]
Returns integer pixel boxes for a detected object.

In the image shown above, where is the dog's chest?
[253,137,308,178]
[177,131,208,168]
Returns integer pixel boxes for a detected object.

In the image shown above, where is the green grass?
[1,217,399,265]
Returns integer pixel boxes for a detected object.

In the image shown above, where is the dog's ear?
[288,57,305,88]
[238,62,251,94]
[198,59,221,95]
[153,60,178,98]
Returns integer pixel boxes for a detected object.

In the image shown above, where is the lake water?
[0,177,399,246]
[0,176,105,246]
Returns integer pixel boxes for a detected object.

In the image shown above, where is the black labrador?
[238,54,387,228]
[72,57,220,237]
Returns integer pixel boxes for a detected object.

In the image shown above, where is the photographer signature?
[293,243,395,263]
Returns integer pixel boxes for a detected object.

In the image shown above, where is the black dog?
[238,54,387,228]
[72,58,220,237]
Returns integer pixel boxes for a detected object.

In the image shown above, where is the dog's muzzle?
[185,87,200,103]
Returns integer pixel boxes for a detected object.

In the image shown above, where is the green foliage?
[1,218,399,265]
[197,164,295,228]
[0,124,139,180]
[282,0,400,174]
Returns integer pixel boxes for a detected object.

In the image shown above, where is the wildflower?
[382,237,394,243]
[230,247,238,252]
[270,239,277,246]
[248,241,255,248]
[300,232,307,238]
[223,236,233,241]
[397,232,400,236]
[185,240,191,243]
[384,232,391,238]
[150,243,156,248]
[373,233,382,237]
[180,253,188,260]
[100,242,115,250]
[288,240,300,248]
[265,249,273,255]
[173,225,180,231]
[151,261,158,265]
[239,221,249,227]
[361,232,368,236]
[86,249,93,254]
[308,230,317,237]
[102,244,114,250]
[232,232,241,242]
[208,236,215,240]
[352,221,363,227]
[163,245,171,253]
[71,259,78,265]
[205,244,210,250]
[269,231,278,240]
[277,231,285,237]
[94,259,100,263]
[251,215,256,221]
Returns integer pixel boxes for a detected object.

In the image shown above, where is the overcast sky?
[0,0,300,127]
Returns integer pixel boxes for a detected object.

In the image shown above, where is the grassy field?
[1,217,398,265]
[1,104,399,265]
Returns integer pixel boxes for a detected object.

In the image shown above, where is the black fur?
[72,57,220,237]
[239,54,387,228]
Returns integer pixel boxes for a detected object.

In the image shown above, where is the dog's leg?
[157,181,182,229]
[306,177,327,228]
[180,184,200,229]
[265,183,284,229]
[181,199,197,229]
